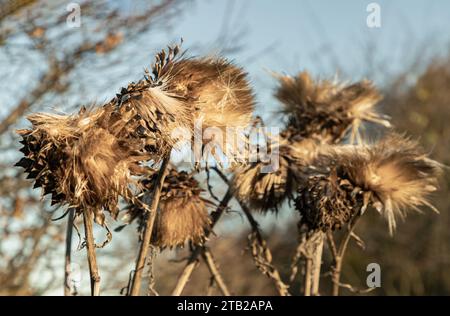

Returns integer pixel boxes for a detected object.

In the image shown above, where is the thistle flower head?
[116,48,255,164]
[111,45,192,159]
[274,71,390,143]
[232,133,321,213]
[125,168,212,249]
[298,133,443,233]
[16,106,150,225]
[295,170,364,231]
[167,57,255,130]
[163,57,255,164]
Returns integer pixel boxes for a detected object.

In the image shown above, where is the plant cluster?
[15,44,443,296]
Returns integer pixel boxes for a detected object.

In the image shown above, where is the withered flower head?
[232,134,321,213]
[15,44,252,227]
[16,106,149,225]
[297,133,443,233]
[125,169,212,249]
[164,57,255,164]
[295,170,365,231]
[274,71,390,143]
[167,57,255,130]
[110,45,192,158]
[115,48,255,164]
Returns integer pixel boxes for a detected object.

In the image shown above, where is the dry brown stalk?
[64,208,75,296]
[289,234,308,289]
[171,257,200,296]
[206,277,215,296]
[327,214,361,296]
[245,219,290,296]
[82,208,100,296]
[310,231,324,296]
[248,232,290,296]
[295,229,324,296]
[212,167,290,296]
[129,156,171,296]
[171,187,234,296]
[292,236,310,296]
[202,248,231,296]
[146,245,159,296]
[304,258,312,296]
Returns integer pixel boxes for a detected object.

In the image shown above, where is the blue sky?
[159,0,450,122]
[175,0,450,68]
[4,0,449,124]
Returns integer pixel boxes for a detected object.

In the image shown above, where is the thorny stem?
[212,167,290,296]
[171,188,234,296]
[328,214,361,296]
[64,208,75,296]
[83,208,100,296]
[202,248,231,296]
[129,155,170,296]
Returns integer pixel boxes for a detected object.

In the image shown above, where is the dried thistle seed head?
[153,169,212,248]
[167,58,255,130]
[232,155,293,213]
[232,135,320,213]
[295,171,363,231]
[152,195,211,249]
[112,49,255,163]
[274,71,389,143]
[314,133,443,233]
[125,169,212,248]
[162,58,255,164]
[16,106,150,225]
[110,49,192,159]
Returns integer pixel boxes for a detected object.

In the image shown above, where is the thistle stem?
[328,214,361,296]
[129,155,170,296]
[304,258,312,296]
[202,248,231,296]
[64,208,75,296]
[171,255,200,296]
[331,258,343,296]
[171,187,233,296]
[212,167,290,296]
[311,232,324,296]
[82,208,100,296]
[299,229,324,296]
